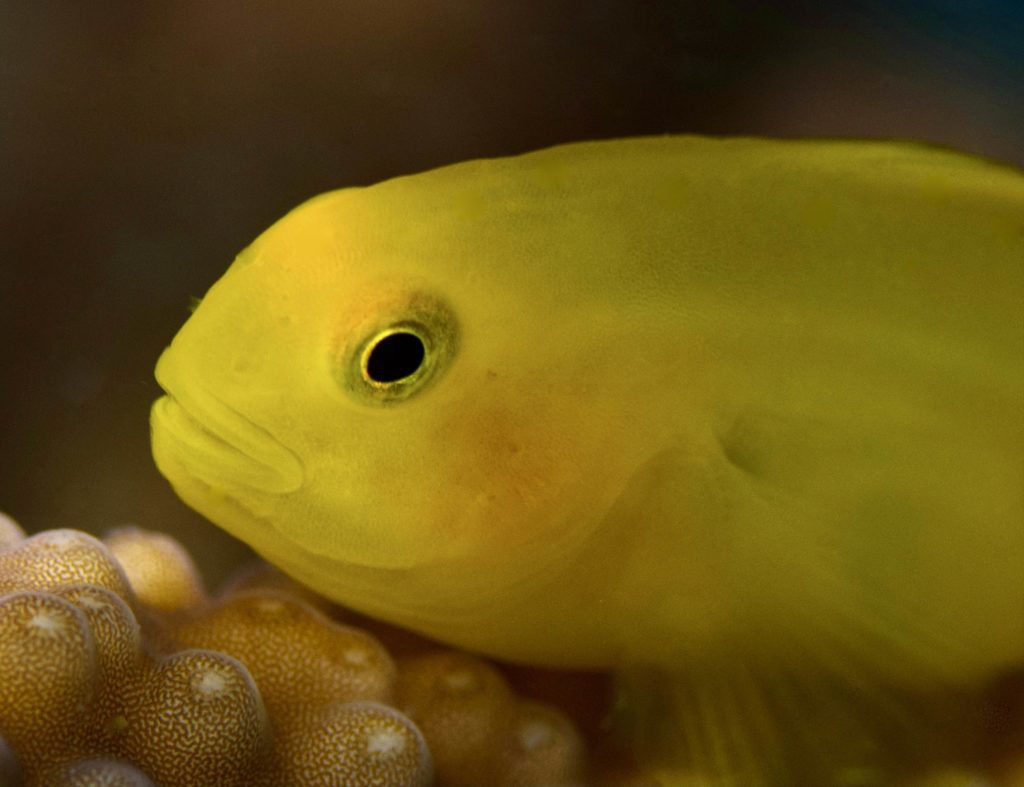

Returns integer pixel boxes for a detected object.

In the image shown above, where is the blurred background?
[2,0,1022,584]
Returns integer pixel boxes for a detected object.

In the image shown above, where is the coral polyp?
[170,590,397,721]
[104,527,207,613]
[0,591,96,774]
[274,701,432,787]
[0,529,134,602]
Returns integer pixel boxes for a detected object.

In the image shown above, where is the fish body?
[151,137,1024,783]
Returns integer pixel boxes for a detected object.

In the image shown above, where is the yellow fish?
[151,137,1024,784]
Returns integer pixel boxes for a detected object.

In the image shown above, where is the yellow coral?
[52,758,157,786]
[104,527,207,613]
[125,650,269,785]
[0,529,134,602]
[169,590,397,721]
[0,516,605,785]
[0,512,25,548]
[272,701,432,787]
[495,700,586,785]
[0,591,97,774]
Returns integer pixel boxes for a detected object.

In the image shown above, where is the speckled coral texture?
[0,516,606,786]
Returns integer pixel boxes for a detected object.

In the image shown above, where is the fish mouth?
[151,364,303,495]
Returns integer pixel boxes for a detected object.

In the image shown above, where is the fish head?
[150,174,649,629]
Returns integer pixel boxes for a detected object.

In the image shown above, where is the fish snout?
[152,356,303,495]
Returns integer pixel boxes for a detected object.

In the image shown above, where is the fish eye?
[363,329,426,384]
[339,292,458,406]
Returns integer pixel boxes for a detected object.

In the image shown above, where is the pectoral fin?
[613,622,983,786]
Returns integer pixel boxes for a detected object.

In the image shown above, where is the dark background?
[2,0,1022,584]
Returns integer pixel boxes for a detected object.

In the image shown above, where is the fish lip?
[152,374,304,496]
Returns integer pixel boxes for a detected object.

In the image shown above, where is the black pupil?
[366,332,425,383]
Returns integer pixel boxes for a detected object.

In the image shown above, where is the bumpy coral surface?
[0,516,608,786]
[0,512,1021,786]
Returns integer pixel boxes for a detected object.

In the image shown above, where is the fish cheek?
[430,398,579,556]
